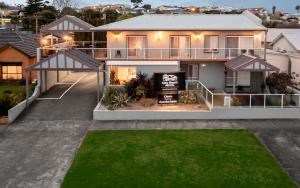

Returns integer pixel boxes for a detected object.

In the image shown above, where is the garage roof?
[225,55,279,72]
[92,11,266,31]
[26,49,102,71]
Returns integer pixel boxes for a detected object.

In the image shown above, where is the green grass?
[62,130,297,188]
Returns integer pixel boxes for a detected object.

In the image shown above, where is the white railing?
[187,80,300,109]
[41,47,264,60]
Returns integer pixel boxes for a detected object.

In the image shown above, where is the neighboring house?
[91,11,275,93]
[271,33,300,54]
[0,31,38,81]
[267,28,300,45]
[269,32,300,86]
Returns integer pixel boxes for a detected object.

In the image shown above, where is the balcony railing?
[41,47,265,60]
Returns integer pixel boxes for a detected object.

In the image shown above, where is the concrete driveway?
[17,72,102,121]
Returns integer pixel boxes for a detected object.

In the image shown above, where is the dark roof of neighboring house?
[0,31,39,57]
[225,54,279,72]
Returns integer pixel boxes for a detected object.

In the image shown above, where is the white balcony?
[41,47,265,61]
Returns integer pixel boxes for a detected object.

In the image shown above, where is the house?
[271,33,300,53]
[91,11,277,93]
[0,32,38,81]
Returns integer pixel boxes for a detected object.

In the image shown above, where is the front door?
[250,72,263,93]
[188,64,199,80]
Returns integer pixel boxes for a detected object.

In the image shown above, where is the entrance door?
[188,64,199,80]
[250,72,263,93]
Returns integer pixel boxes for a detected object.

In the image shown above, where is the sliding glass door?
[170,36,191,58]
[127,36,147,58]
[226,36,254,58]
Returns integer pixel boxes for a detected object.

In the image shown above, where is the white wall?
[272,37,297,53]
[291,56,300,84]
[266,51,289,73]
[198,62,225,90]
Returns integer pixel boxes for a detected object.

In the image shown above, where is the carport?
[25,49,104,105]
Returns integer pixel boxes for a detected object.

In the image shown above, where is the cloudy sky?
[9,0,300,13]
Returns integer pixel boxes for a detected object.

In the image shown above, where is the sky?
[8,0,300,13]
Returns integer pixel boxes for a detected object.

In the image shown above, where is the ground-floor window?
[1,63,23,80]
[110,66,137,85]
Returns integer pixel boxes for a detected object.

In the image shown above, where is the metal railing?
[187,80,300,109]
[40,47,265,60]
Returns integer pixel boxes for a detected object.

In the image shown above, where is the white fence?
[8,84,40,123]
[186,80,300,109]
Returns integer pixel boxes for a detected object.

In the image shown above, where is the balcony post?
[281,94,284,108]
[264,94,266,108]
[92,31,95,58]
[249,94,252,108]
[194,48,197,60]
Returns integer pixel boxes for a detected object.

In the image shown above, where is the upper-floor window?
[204,35,219,53]
[170,36,191,58]
[126,36,147,57]
[226,36,254,57]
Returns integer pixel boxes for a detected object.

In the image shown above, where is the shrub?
[101,87,130,110]
[231,96,242,106]
[266,72,298,94]
[124,72,155,99]
[179,91,200,104]
[0,94,11,116]
[109,70,120,85]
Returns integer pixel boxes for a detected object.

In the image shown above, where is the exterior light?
[41,39,48,46]
[63,35,70,41]
[194,33,203,40]
[201,63,206,68]
[255,34,261,41]
[155,32,162,39]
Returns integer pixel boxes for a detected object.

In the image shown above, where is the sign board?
[154,72,186,91]
[154,72,186,104]
[158,92,178,104]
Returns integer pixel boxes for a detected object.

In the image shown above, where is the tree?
[272,6,276,15]
[296,5,300,13]
[52,0,76,13]
[0,2,9,9]
[59,6,78,17]
[266,72,298,94]
[131,0,143,8]
[24,0,45,15]
[116,13,137,21]
[142,4,151,10]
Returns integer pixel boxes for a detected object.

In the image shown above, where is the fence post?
[249,94,252,108]
[211,93,214,107]
[160,49,163,59]
[281,94,284,108]
[195,48,197,59]
[206,90,208,101]
[264,94,266,108]
[229,95,231,109]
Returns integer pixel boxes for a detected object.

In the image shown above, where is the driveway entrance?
[17,72,102,121]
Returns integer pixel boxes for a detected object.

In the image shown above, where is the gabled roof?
[271,33,300,51]
[92,11,266,31]
[0,31,38,57]
[26,49,102,71]
[40,15,94,33]
[225,55,279,72]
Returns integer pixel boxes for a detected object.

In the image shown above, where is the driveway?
[17,72,102,121]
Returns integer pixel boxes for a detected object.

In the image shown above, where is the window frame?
[204,35,219,53]
[169,35,191,57]
[0,62,23,80]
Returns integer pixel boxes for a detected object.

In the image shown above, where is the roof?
[267,28,300,42]
[92,11,266,31]
[272,33,300,51]
[40,15,94,33]
[225,55,279,72]
[0,31,38,57]
[26,49,102,71]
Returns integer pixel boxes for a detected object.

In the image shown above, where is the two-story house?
[92,11,269,92]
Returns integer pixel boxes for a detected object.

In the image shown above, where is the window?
[204,35,219,52]
[127,36,147,57]
[1,64,22,80]
[170,36,191,58]
[226,36,254,57]
[110,66,137,85]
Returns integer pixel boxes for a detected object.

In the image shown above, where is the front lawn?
[62,130,297,188]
